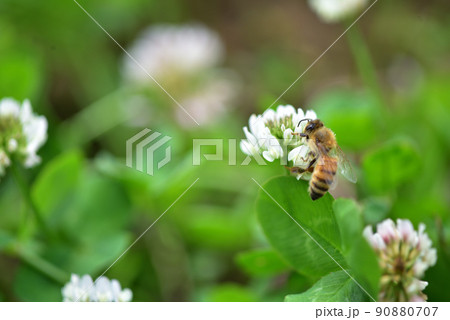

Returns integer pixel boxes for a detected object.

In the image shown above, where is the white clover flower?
[62,274,132,302]
[240,105,317,176]
[363,219,437,302]
[122,24,238,128]
[308,0,369,23]
[123,24,224,84]
[174,75,238,127]
[62,274,95,302]
[0,98,47,177]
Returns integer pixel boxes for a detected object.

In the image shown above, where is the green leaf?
[236,248,291,276]
[14,265,61,302]
[333,198,380,299]
[63,233,131,275]
[59,171,131,239]
[32,151,83,220]
[285,270,367,302]
[362,138,421,194]
[44,171,132,274]
[344,237,380,300]
[204,283,258,302]
[256,176,345,278]
[30,151,133,276]
[333,198,363,253]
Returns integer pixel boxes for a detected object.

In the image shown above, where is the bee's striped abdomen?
[309,156,337,200]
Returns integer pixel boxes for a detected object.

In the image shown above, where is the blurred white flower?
[123,24,224,84]
[240,105,317,173]
[363,219,437,302]
[0,150,11,176]
[0,98,47,177]
[387,56,424,94]
[62,274,95,302]
[62,274,132,302]
[175,74,238,127]
[8,138,18,152]
[123,24,238,128]
[308,0,369,23]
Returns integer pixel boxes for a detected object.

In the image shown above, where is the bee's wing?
[334,145,357,183]
[323,156,339,191]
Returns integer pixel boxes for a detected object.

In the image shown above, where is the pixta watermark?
[126,129,296,175]
[126,129,172,175]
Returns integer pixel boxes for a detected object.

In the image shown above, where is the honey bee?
[290,119,357,200]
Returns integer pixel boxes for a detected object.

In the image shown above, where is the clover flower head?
[308,0,370,23]
[0,98,47,178]
[62,274,132,302]
[175,74,238,128]
[122,24,238,128]
[123,24,224,84]
[363,219,437,302]
[240,105,317,177]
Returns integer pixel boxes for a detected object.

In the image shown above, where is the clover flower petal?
[0,98,48,178]
[364,219,437,301]
[240,105,317,175]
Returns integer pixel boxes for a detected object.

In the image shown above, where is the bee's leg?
[306,157,317,169]
[285,165,315,174]
[291,132,309,139]
[284,166,306,174]
[297,151,316,166]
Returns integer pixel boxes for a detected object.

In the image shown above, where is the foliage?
[256,177,379,301]
[0,0,449,302]
[285,271,366,302]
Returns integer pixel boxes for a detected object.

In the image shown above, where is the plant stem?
[346,25,384,108]
[14,247,69,285]
[11,164,51,236]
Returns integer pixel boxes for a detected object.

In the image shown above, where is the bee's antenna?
[297,118,311,127]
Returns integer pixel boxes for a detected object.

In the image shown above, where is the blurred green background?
[0,0,450,301]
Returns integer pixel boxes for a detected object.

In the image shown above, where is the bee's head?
[298,119,323,134]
